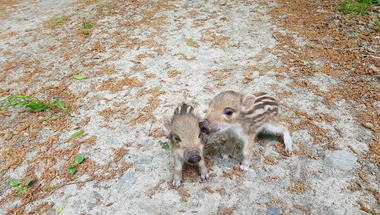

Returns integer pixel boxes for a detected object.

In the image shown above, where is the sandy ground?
[0,0,379,214]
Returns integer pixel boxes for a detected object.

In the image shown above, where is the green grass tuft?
[71,130,85,138]
[10,177,31,196]
[339,0,378,16]
[99,2,108,7]
[55,16,66,25]
[82,21,93,29]
[0,95,74,117]
[162,142,169,149]
[82,30,90,35]
[357,0,380,4]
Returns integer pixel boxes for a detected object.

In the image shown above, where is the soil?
[0,0,379,214]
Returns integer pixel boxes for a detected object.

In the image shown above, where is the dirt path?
[0,0,379,214]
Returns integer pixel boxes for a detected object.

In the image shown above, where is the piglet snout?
[199,120,210,134]
[188,154,201,164]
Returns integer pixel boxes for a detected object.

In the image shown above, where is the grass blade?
[24,177,32,186]
[10,179,22,187]
[57,206,65,214]
[7,95,35,102]
[1,95,74,117]
[75,154,85,164]
[162,142,170,149]
[73,75,87,80]
[54,100,74,117]
[71,130,84,138]
[43,116,63,121]
[68,168,76,174]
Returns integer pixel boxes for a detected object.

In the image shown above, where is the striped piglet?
[199,91,293,172]
[163,104,209,189]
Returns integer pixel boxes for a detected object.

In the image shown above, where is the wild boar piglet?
[200,91,293,172]
[163,103,209,189]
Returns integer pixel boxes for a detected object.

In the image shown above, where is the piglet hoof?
[286,148,293,156]
[172,180,182,190]
[240,164,249,173]
[200,174,209,183]
[173,184,183,190]
[221,154,230,161]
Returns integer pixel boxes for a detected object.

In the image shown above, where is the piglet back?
[174,103,194,116]
[244,93,279,121]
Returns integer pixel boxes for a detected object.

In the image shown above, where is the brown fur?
[202,91,293,172]
[163,103,209,188]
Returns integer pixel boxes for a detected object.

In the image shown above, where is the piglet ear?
[241,94,256,113]
[163,115,172,132]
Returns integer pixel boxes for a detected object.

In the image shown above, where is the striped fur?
[162,103,209,188]
[174,103,194,116]
[203,90,293,172]
[245,93,279,122]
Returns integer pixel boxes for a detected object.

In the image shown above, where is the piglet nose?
[188,155,201,164]
[199,120,210,134]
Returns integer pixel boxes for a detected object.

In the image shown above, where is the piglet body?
[163,104,208,188]
[201,91,293,172]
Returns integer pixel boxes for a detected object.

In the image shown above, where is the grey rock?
[280,178,291,188]
[314,175,324,181]
[87,202,96,209]
[216,157,239,168]
[146,79,160,86]
[129,99,140,105]
[105,136,122,145]
[327,206,339,215]
[118,173,135,192]
[324,150,357,171]
[134,156,153,164]
[266,206,280,215]
[91,191,103,199]
[319,36,333,42]
[139,202,155,212]
[135,166,145,172]
[197,191,205,199]
[258,168,268,177]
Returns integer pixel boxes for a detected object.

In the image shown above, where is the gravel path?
[0,0,379,214]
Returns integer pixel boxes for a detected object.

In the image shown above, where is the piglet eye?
[224,108,234,116]
[174,136,181,142]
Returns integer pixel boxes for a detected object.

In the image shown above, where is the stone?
[91,191,102,199]
[324,150,357,171]
[216,157,239,168]
[266,206,281,215]
[118,173,135,192]
[327,206,339,215]
[314,175,324,181]
[135,166,145,172]
[197,191,205,199]
[280,178,291,188]
[146,79,160,86]
[139,202,155,212]
[258,168,268,177]
[134,156,153,164]
[129,99,140,105]
[105,136,122,146]
[87,202,96,209]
